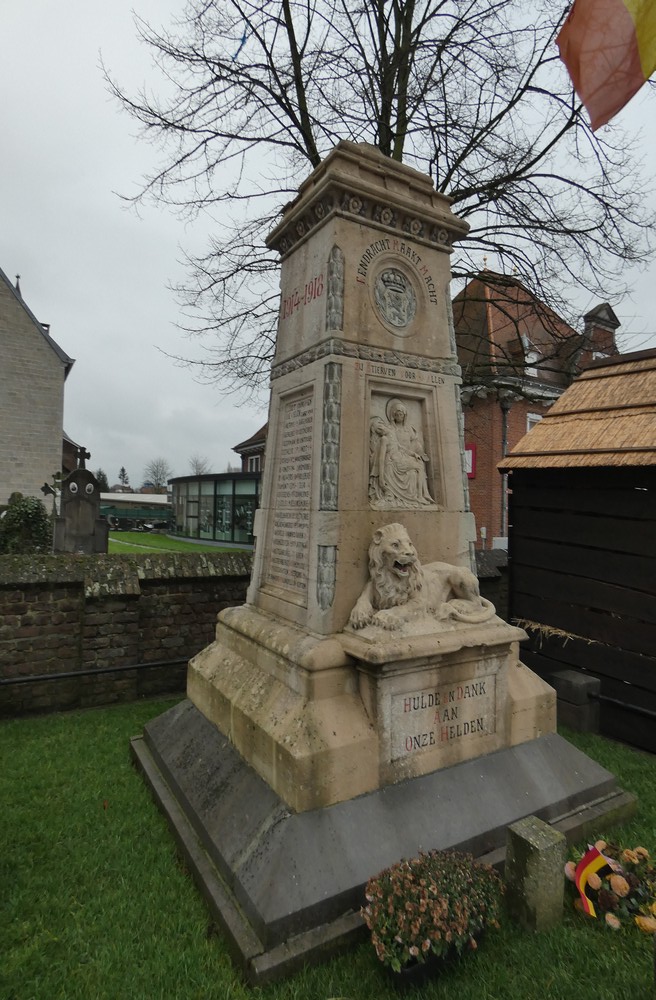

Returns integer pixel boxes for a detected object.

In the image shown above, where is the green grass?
[2,704,655,999]
[108,531,249,554]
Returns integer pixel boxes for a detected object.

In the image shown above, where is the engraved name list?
[265,393,314,602]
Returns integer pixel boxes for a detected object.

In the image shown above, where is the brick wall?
[0,551,252,717]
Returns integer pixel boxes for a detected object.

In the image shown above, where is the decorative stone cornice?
[271,336,461,380]
[267,141,469,259]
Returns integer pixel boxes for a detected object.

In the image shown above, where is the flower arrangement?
[361,850,504,973]
[565,839,656,932]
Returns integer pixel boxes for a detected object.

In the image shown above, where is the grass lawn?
[108,531,249,555]
[2,700,654,1000]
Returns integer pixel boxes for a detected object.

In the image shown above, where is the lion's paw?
[349,608,372,629]
[372,609,403,631]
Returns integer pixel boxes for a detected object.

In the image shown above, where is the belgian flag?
[575,846,613,917]
[557,0,656,130]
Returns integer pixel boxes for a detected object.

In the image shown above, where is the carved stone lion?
[348,522,495,631]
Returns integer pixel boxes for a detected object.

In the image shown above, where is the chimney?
[580,303,620,368]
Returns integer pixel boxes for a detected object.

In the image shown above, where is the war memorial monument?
[132,142,633,983]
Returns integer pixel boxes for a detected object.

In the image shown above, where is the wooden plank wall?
[507,466,656,753]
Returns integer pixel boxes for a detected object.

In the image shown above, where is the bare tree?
[107,0,654,396]
[189,454,210,475]
[143,458,174,490]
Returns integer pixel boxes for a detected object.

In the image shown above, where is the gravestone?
[54,448,108,554]
[133,142,635,983]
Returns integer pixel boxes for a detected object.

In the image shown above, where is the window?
[464,444,476,478]
[521,334,542,377]
[247,455,261,472]
[527,412,542,433]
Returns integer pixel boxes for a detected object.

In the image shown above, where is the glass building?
[169,472,261,545]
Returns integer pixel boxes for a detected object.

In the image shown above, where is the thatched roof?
[499,349,656,470]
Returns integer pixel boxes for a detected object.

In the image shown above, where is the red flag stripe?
[574,846,613,917]
[557,0,646,130]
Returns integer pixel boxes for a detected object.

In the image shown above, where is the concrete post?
[505,814,566,931]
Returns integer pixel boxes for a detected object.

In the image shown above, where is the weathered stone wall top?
[0,550,253,718]
[0,551,253,590]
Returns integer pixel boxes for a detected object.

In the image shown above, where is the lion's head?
[369,522,423,610]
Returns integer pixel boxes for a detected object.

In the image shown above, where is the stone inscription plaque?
[354,360,445,387]
[264,392,314,603]
[390,675,496,761]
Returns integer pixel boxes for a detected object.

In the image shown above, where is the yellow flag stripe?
[625,0,656,80]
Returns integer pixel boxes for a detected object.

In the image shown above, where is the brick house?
[453,271,619,548]
[0,268,74,502]
[233,422,267,473]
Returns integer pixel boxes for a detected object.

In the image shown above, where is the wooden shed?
[499,349,656,752]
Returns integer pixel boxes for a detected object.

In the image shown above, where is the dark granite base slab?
[132,698,636,985]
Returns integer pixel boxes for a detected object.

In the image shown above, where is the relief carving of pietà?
[369,398,435,509]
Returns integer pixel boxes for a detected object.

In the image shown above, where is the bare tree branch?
[106,0,655,397]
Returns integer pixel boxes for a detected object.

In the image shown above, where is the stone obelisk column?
[248,140,474,634]
[187,141,550,812]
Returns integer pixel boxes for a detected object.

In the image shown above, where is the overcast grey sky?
[2,2,655,488]
[1,0,267,488]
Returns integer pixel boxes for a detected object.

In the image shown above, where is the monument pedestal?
[187,605,379,812]
[187,605,556,811]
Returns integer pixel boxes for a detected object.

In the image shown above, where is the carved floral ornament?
[270,186,456,257]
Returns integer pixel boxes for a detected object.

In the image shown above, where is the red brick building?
[233,422,267,473]
[454,272,619,548]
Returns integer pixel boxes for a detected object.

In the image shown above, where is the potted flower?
[565,839,656,932]
[361,849,504,984]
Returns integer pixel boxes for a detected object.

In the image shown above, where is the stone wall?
[0,552,252,717]
[0,549,504,718]
[0,276,68,503]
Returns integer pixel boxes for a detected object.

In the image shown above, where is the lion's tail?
[444,597,496,624]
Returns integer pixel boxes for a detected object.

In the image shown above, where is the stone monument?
[133,142,635,983]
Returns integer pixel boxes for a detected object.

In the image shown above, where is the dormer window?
[521,334,542,377]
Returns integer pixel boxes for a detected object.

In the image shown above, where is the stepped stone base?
[187,605,557,813]
[132,699,636,985]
